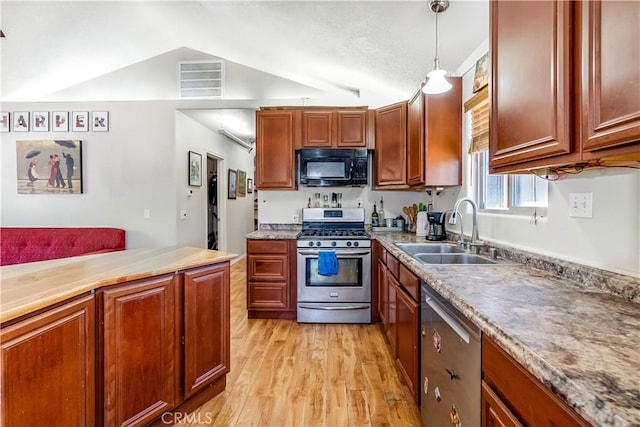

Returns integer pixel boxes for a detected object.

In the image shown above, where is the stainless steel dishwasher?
[421,282,480,427]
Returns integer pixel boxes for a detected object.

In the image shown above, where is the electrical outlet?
[180,209,187,220]
[293,214,300,223]
[569,193,593,218]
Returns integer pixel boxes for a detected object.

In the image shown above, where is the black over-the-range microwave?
[297,148,369,187]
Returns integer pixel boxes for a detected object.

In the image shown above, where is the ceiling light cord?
[423,0,452,95]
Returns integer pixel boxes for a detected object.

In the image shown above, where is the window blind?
[464,86,489,154]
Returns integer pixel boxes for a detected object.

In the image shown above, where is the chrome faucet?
[449,197,481,253]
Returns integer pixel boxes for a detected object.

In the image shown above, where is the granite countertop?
[246,229,300,239]
[0,246,237,323]
[373,232,640,427]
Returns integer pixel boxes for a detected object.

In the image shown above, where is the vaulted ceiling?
[0,0,488,138]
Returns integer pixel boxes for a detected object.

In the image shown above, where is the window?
[476,152,548,211]
[465,84,548,214]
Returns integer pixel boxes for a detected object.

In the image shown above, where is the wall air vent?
[178,60,224,99]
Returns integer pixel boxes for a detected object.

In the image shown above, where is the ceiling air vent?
[178,60,224,99]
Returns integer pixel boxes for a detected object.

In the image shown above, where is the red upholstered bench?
[0,227,126,266]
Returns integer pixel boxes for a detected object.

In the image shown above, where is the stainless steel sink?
[395,243,502,265]
[413,253,497,265]
[394,242,465,254]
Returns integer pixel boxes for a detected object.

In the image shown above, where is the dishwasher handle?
[425,296,471,344]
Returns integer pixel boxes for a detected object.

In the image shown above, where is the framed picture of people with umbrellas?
[16,140,83,194]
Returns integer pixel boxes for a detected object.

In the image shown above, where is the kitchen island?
[1,246,236,427]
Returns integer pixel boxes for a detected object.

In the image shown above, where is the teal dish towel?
[318,250,339,276]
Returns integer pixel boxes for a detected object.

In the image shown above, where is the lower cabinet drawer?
[248,255,288,281]
[247,240,288,254]
[398,263,419,302]
[248,282,289,310]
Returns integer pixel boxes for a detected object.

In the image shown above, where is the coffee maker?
[426,212,447,241]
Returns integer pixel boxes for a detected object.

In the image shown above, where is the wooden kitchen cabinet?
[490,0,639,173]
[375,101,408,188]
[407,79,463,187]
[255,110,299,189]
[246,239,296,318]
[183,263,230,399]
[302,110,333,147]
[301,109,368,148]
[578,1,640,158]
[482,335,589,427]
[1,295,95,427]
[99,274,179,427]
[490,0,576,171]
[376,246,420,403]
[481,381,524,427]
[395,279,420,403]
[377,258,389,334]
[336,110,368,147]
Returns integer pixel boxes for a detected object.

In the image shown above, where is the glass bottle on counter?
[379,197,385,225]
[371,203,379,227]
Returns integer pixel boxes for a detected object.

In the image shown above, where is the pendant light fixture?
[422,0,452,95]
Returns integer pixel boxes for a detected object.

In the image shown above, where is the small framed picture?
[237,169,246,197]
[228,169,237,199]
[13,112,29,132]
[72,111,89,132]
[92,111,109,132]
[188,151,202,187]
[32,111,49,132]
[0,112,9,132]
[247,178,253,194]
[473,52,489,93]
[52,111,69,132]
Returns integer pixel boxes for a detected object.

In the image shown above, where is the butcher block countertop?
[0,246,236,324]
[372,232,640,427]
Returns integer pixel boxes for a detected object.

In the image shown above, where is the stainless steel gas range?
[296,208,372,324]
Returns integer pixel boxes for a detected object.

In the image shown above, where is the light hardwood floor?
[181,260,422,426]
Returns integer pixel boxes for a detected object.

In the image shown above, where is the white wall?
[175,111,255,257]
[258,186,435,226]
[432,49,640,278]
[0,101,255,258]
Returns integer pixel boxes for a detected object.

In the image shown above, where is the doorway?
[207,155,220,250]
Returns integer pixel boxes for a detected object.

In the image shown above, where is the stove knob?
[346,241,352,247]
[354,241,359,247]
[308,241,314,247]
[316,241,321,247]
[331,241,337,247]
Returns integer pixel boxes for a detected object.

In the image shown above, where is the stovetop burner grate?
[298,229,370,239]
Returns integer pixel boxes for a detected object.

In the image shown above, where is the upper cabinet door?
[579,1,640,155]
[256,110,298,190]
[301,110,368,148]
[407,90,425,185]
[407,79,462,186]
[302,111,333,147]
[490,1,574,170]
[375,102,408,187]
[336,110,368,147]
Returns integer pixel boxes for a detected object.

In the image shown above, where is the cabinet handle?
[446,368,460,381]
[298,304,370,311]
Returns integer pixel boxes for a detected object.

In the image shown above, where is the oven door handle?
[298,304,370,311]
[297,250,371,256]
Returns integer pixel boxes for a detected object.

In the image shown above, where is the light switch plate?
[569,193,593,218]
